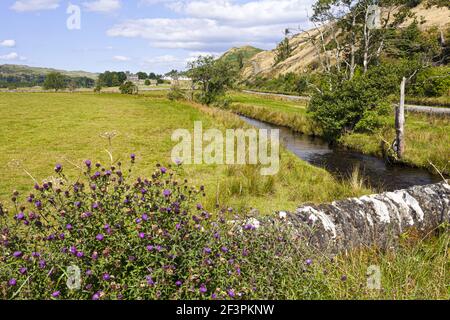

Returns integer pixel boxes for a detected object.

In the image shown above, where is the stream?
[240,115,442,191]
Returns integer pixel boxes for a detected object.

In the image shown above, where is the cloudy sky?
[0,0,314,73]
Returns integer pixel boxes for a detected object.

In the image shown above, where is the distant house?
[126,72,139,83]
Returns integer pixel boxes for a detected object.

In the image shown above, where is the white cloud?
[113,55,130,61]
[11,0,60,12]
[0,52,19,60]
[83,0,121,12]
[108,18,288,51]
[109,0,314,51]
[180,0,314,27]
[0,40,16,47]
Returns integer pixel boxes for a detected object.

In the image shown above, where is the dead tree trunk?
[395,77,406,159]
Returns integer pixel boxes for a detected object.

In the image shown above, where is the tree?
[137,72,148,80]
[43,72,67,91]
[119,81,138,95]
[144,79,151,86]
[148,72,157,80]
[275,29,293,64]
[187,55,237,105]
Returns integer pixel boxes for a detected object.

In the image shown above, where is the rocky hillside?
[237,3,450,81]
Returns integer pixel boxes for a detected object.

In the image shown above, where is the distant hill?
[0,64,98,88]
[0,64,98,79]
[218,46,263,70]
[239,3,450,81]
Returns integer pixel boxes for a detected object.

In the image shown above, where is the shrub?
[308,74,386,140]
[0,158,273,300]
[144,79,151,86]
[410,66,450,97]
[167,85,185,101]
[93,85,102,93]
[119,81,138,95]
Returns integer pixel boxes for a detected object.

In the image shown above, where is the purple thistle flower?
[74,201,82,208]
[146,276,154,286]
[175,280,182,287]
[35,201,42,209]
[13,251,23,258]
[199,284,207,294]
[19,267,27,275]
[196,203,203,210]
[92,202,99,210]
[102,273,111,281]
[15,212,25,220]
[138,232,145,239]
[203,247,212,254]
[341,275,347,282]
[66,224,72,230]
[227,289,235,298]
[221,246,228,253]
[146,245,154,251]
[160,167,167,174]
[91,252,99,260]
[85,160,92,168]
[305,259,313,266]
[130,154,136,161]
[55,164,62,173]
[38,260,46,269]
[142,214,148,221]
[8,278,17,286]
[76,251,84,258]
[211,293,217,299]
[52,291,61,298]
[69,246,77,255]
[86,269,93,276]
[163,189,171,197]
[59,233,65,240]
[175,223,181,230]
[92,292,101,300]
[96,234,104,241]
[32,252,40,258]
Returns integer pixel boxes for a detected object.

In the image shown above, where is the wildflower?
[160,167,167,174]
[203,247,212,254]
[19,267,27,275]
[130,154,136,161]
[38,260,46,269]
[32,252,40,258]
[227,289,235,298]
[8,278,17,287]
[13,251,23,258]
[138,232,145,239]
[341,275,347,282]
[175,280,182,287]
[221,246,228,253]
[211,293,217,299]
[35,201,42,209]
[146,245,153,251]
[86,269,93,276]
[52,291,61,298]
[141,214,148,221]
[196,203,203,210]
[96,234,104,241]
[163,189,171,197]
[199,284,207,294]
[66,224,72,230]
[146,276,154,286]
[54,164,62,173]
[69,246,77,255]
[92,202,99,210]
[76,251,84,258]
[74,201,82,208]
[59,233,65,240]
[85,160,92,168]
[92,252,99,260]
[92,292,101,300]
[305,259,313,266]
[103,273,111,281]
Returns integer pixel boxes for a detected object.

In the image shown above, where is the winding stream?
[240,115,442,191]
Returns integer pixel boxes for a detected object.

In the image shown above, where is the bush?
[144,79,151,86]
[93,85,102,93]
[0,158,265,300]
[410,66,450,97]
[119,81,138,95]
[167,85,185,101]
[308,74,386,140]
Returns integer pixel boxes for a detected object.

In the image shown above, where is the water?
[240,115,442,191]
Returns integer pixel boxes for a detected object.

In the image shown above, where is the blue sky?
[0,0,314,73]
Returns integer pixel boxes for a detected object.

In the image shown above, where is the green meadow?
[0,92,368,213]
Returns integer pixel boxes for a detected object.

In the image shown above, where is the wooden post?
[395,77,406,159]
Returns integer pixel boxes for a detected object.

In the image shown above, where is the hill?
[218,46,263,70]
[0,64,98,88]
[240,3,450,81]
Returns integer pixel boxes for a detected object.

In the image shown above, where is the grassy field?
[228,91,450,175]
[0,92,369,213]
[0,91,448,300]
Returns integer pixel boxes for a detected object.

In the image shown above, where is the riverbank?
[228,91,450,176]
